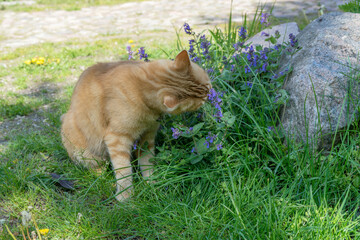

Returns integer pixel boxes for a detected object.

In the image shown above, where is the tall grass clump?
[339,0,360,13]
[135,13,360,239]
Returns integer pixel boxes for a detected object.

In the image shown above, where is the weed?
[339,0,360,13]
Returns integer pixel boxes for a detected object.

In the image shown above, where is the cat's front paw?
[115,188,133,202]
[144,178,156,185]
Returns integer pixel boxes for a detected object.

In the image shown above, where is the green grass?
[0,93,45,121]
[339,0,360,13]
[0,0,145,12]
[0,34,175,119]
[1,7,360,240]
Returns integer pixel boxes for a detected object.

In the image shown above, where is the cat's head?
[159,50,212,115]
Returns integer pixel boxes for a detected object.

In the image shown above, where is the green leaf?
[255,45,263,51]
[274,89,289,105]
[265,36,277,44]
[191,122,204,135]
[222,112,236,127]
[195,138,209,155]
[190,155,203,164]
[181,122,204,138]
[191,184,202,197]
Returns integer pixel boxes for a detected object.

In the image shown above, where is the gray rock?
[245,22,300,49]
[279,12,360,149]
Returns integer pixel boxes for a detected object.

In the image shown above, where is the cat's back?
[70,61,143,103]
[90,61,142,75]
[78,60,142,84]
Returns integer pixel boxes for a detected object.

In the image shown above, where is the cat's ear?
[174,50,191,71]
[163,95,179,112]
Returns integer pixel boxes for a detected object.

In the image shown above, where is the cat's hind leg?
[61,115,104,169]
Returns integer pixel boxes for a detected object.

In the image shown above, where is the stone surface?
[0,0,35,6]
[279,12,360,149]
[245,22,300,49]
[0,0,345,50]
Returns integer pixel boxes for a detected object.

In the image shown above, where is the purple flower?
[251,55,259,67]
[126,46,133,60]
[260,13,270,26]
[208,88,223,122]
[267,126,274,132]
[193,56,200,62]
[191,147,196,153]
[138,47,149,62]
[232,54,240,61]
[206,132,217,143]
[246,81,253,88]
[171,127,182,139]
[189,39,195,51]
[188,39,199,62]
[204,132,217,148]
[274,44,282,50]
[272,74,279,79]
[200,35,211,60]
[245,65,251,73]
[222,56,228,65]
[207,68,214,74]
[279,68,289,75]
[183,23,192,35]
[208,89,222,110]
[261,31,270,37]
[246,45,255,54]
[216,144,223,150]
[185,127,194,134]
[213,110,223,122]
[260,50,268,60]
[261,62,268,72]
[233,42,245,51]
[289,33,298,48]
[238,27,247,40]
[208,88,218,102]
[230,64,235,72]
[133,140,138,150]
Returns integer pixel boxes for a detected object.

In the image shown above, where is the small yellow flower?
[38,57,45,61]
[39,229,49,235]
[31,57,38,63]
[24,60,31,65]
[56,59,60,64]
[131,44,135,48]
[128,39,134,44]
[36,60,43,65]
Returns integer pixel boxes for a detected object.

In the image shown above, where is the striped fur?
[61,50,211,201]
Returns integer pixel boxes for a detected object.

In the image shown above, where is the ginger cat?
[61,50,211,201]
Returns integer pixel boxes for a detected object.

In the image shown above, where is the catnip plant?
[127,15,299,167]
